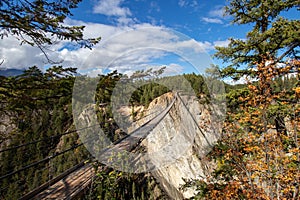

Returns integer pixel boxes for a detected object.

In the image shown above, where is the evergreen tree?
[184,1,300,199]
[0,0,100,63]
[215,0,300,80]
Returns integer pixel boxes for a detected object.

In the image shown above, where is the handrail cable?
[0,133,99,182]
[0,107,164,154]
[0,124,99,153]
[177,93,213,147]
[0,92,176,182]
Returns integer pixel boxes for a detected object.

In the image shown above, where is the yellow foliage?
[294,87,300,98]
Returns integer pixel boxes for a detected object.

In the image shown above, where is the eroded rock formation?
[132,92,223,199]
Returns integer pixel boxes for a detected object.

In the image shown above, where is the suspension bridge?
[0,91,213,199]
[1,92,192,199]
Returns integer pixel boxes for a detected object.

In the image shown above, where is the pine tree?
[215,0,300,80]
[0,0,100,63]
[184,1,300,199]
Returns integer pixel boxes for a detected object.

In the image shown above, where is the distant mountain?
[0,68,83,77]
[0,68,25,77]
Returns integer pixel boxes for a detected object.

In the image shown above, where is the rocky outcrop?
[133,92,223,199]
[76,92,224,199]
[0,112,17,150]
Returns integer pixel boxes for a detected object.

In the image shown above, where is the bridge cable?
[0,107,164,154]
[0,92,175,181]
[177,93,213,148]
[0,134,99,182]
[0,124,100,153]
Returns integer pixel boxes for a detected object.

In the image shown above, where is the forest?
[0,66,222,199]
[0,62,298,199]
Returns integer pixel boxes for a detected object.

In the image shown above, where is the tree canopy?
[0,0,100,63]
[215,0,300,80]
[183,1,300,199]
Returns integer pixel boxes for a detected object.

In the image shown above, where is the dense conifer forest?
[0,66,220,199]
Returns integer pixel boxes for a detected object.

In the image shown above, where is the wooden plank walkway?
[20,93,177,199]
[20,164,94,200]
[34,164,94,199]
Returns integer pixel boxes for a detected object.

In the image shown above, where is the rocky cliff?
[76,91,224,199]
[0,112,16,150]
[131,92,223,199]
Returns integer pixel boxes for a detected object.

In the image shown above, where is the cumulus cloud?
[163,63,184,75]
[93,0,131,17]
[0,20,215,76]
[0,35,63,70]
[209,6,225,18]
[202,17,223,24]
[93,0,134,25]
[54,20,215,76]
[202,5,226,24]
[213,40,230,48]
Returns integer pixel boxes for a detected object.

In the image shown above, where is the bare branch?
[276,42,300,62]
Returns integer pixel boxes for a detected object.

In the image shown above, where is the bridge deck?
[21,164,94,200]
[21,93,177,200]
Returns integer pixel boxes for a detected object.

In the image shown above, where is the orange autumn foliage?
[190,58,300,199]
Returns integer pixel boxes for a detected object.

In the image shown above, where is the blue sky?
[69,0,250,43]
[0,0,298,79]
[64,0,241,76]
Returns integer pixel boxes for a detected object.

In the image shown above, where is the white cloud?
[117,16,136,25]
[93,0,131,17]
[202,17,223,24]
[93,0,134,25]
[178,0,198,8]
[164,63,184,75]
[224,75,257,85]
[178,0,187,7]
[171,39,213,53]
[213,40,230,48]
[209,6,225,18]
[0,20,216,76]
[201,5,226,25]
[58,22,215,76]
[86,68,104,77]
[0,35,63,70]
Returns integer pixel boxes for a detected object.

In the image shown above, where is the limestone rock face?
[76,92,224,199]
[134,92,223,199]
[0,113,16,150]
